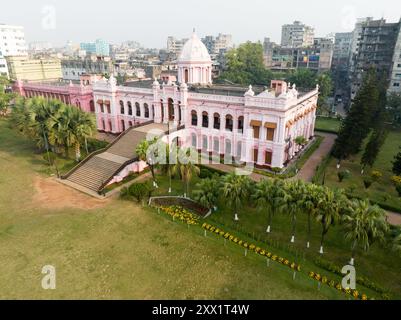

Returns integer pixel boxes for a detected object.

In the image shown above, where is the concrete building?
[92,32,319,169]
[61,56,113,81]
[263,37,333,73]
[0,24,27,57]
[281,21,315,48]
[351,18,401,99]
[202,34,233,56]
[390,25,401,93]
[80,39,110,57]
[6,56,62,81]
[0,50,8,77]
[167,36,188,56]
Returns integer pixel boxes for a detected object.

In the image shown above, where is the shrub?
[391,176,401,186]
[363,176,373,189]
[371,170,382,182]
[396,184,401,197]
[199,168,213,179]
[128,182,151,203]
[337,170,350,182]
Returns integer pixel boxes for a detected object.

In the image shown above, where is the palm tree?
[173,147,200,197]
[59,105,96,161]
[343,200,389,265]
[10,96,31,136]
[135,138,159,186]
[302,184,324,249]
[253,179,287,233]
[284,180,306,243]
[193,177,220,210]
[316,188,345,254]
[222,173,251,221]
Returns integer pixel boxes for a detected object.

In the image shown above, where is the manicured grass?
[315,117,341,134]
[0,117,342,299]
[152,173,401,300]
[321,130,401,213]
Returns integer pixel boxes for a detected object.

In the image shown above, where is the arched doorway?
[168,98,174,121]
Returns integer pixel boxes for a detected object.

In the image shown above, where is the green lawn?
[315,117,341,133]
[0,117,344,300]
[320,130,401,213]
[151,173,401,300]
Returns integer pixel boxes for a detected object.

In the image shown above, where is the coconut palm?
[302,183,324,249]
[316,188,345,254]
[193,177,220,210]
[10,96,31,136]
[222,172,251,221]
[173,147,200,197]
[135,138,159,186]
[342,199,389,265]
[253,179,287,233]
[58,105,96,161]
[284,180,306,243]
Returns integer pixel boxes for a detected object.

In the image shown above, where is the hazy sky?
[1,0,400,48]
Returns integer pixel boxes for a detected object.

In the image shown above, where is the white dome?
[178,32,211,63]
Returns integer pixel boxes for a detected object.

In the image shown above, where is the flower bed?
[308,271,373,300]
[202,223,301,272]
[158,205,200,225]
[150,197,210,217]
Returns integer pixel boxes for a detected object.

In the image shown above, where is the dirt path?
[33,175,109,210]
[387,212,401,226]
[296,132,336,182]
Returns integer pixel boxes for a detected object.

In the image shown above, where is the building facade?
[0,50,8,77]
[202,34,233,56]
[350,18,401,99]
[167,36,188,56]
[13,75,96,113]
[263,37,333,73]
[281,21,315,48]
[0,24,27,57]
[80,39,110,57]
[390,27,401,93]
[61,56,114,81]
[92,33,319,169]
[6,55,62,81]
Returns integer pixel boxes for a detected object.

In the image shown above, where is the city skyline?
[1,0,400,48]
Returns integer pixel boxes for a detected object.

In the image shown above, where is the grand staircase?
[62,121,155,194]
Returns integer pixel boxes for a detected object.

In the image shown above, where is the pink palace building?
[92,33,319,169]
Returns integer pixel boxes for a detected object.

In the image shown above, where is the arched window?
[144,103,149,118]
[237,141,242,159]
[202,112,209,128]
[225,115,233,132]
[213,113,220,130]
[191,133,197,148]
[89,100,95,112]
[99,102,104,113]
[185,69,189,83]
[108,120,113,132]
[202,135,208,151]
[135,102,141,117]
[191,110,198,126]
[128,102,132,116]
[120,100,125,114]
[121,120,125,131]
[225,139,232,155]
[238,116,244,134]
[168,98,174,121]
[213,137,220,153]
[178,101,182,123]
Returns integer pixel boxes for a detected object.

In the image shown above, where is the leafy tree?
[253,179,287,233]
[342,200,388,265]
[286,69,317,89]
[0,76,14,117]
[222,173,251,221]
[220,42,273,85]
[361,128,388,171]
[193,177,220,210]
[129,182,151,204]
[332,68,381,162]
[387,92,401,126]
[316,72,333,113]
[136,138,158,185]
[393,149,401,176]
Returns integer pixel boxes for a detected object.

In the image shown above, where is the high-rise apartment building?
[0,50,9,77]
[166,36,188,56]
[0,24,27,57]
[281,21,315,48]
[80,39,110,57]
[202,34,233,55]
[350,18,401,99]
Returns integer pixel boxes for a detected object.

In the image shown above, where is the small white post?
[306,242,310,249]
[290,235,295,243]
[244,249,247,257]
[266,225,271,233]
[235,214,239,221]
[204,230,207,237]
[319,246,324,254]
[293,271,296,280]
[267,258,270,267]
